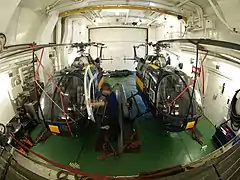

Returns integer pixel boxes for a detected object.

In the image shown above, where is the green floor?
[29,75,216,176]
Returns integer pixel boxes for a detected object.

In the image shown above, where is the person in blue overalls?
[91,83,120,151]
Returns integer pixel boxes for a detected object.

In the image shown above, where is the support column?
[36,11,59,83]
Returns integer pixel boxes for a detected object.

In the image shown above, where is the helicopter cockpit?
[38,42,105,136]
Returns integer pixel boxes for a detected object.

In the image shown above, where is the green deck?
[29,75,216,176]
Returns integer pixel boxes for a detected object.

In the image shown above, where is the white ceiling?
[19,0,200,13]
[17,0,214,26]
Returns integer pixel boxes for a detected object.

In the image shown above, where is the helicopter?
[38,42,105,137]
[132,42,203,132]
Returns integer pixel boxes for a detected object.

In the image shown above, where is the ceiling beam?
[59,5,187,23]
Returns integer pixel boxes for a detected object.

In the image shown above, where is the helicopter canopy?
[39,74,87,123]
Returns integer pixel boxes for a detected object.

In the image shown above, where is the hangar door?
[89,27,147,71]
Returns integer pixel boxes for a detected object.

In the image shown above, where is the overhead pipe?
[147,19,158,26]
[48,0,85,12]
[176,0,190,8]
[176,1,204,30]
[147,13,163,26]
[189,1,204,29]
[124,9,129,25]
[208,0,240,34]
[95,10,103,18]
[46,0,61,12]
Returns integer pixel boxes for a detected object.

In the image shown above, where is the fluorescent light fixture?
[220,53,240,62]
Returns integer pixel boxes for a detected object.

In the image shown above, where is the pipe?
[188,1,204,30]
[147,13,164,26]
[195,3,204,29]
[49,0,84,12]
[81,14,95,25]
[96,10,103,18]
[147,18,158,26]
[46,0,61,12]
[124,9,129,25]
[208,0,240,33]
[176,0,190,8]
[176,1,204,30]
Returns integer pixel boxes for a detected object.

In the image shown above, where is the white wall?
[68,25,156,71]
[5,7,47,44]
[0,3,57,125]
[89,27,147,71]
[0,0,21,34]
[0,73,16,125]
